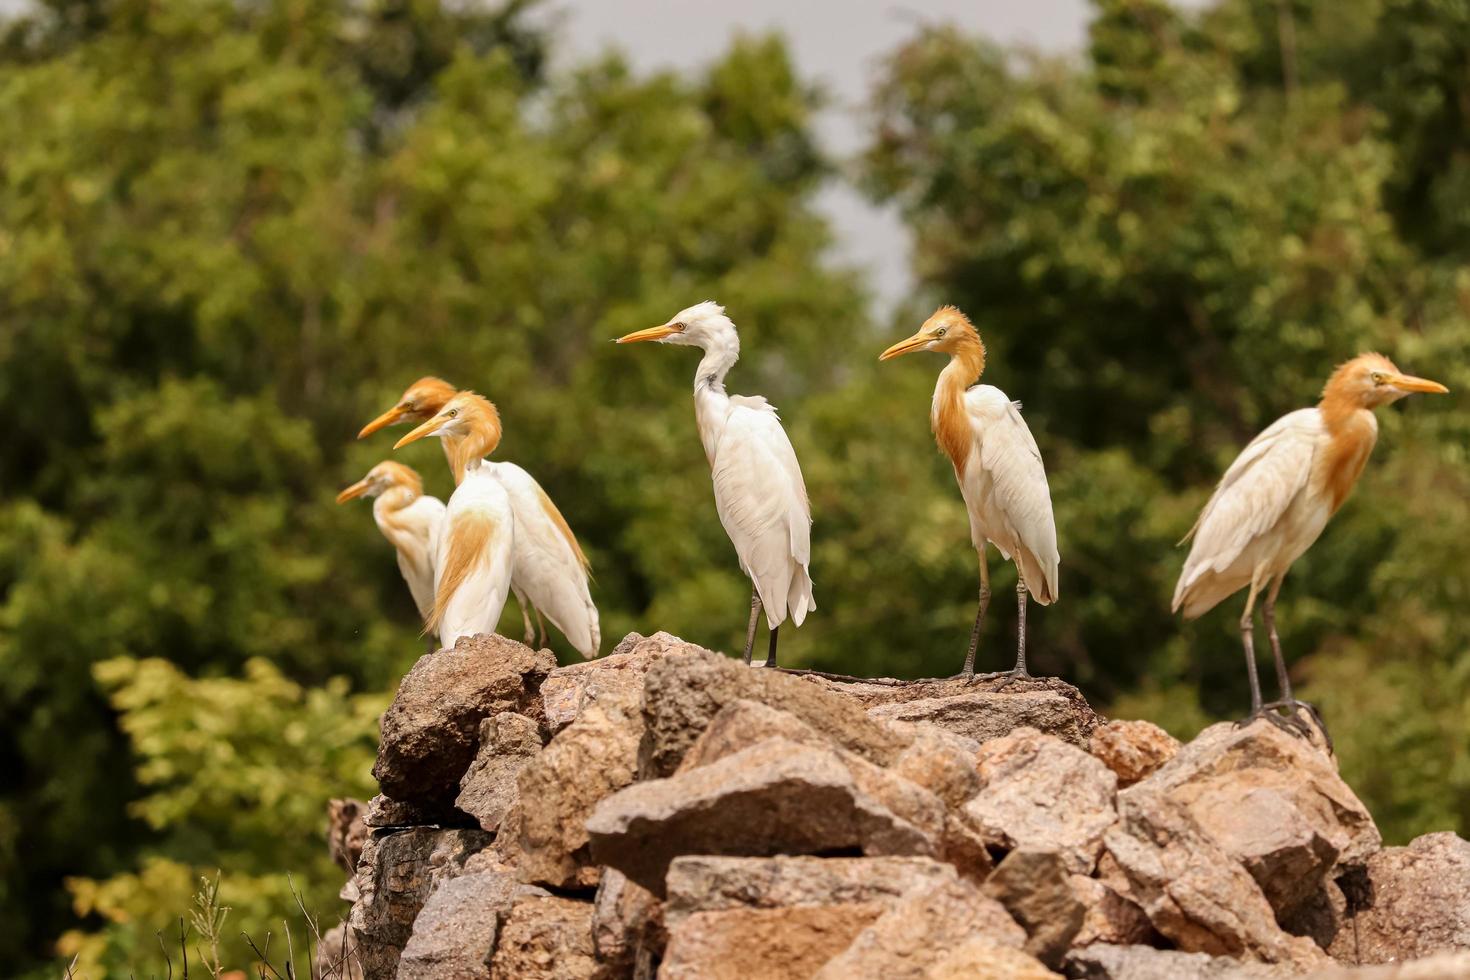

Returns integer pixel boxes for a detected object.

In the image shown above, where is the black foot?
[970,666,1033,690]
[1237,700,1332,752]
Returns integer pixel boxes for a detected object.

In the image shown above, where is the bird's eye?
[674,322,687,332]
[1370,372,1386,385]
[447,409,458,418]
[935,328,947,338]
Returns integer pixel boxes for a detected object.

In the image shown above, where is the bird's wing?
[966,385,1060,602]
[711,398,814,625]
[483,462,600,657]
[1179,408,1323,585]
[395,495,446,621]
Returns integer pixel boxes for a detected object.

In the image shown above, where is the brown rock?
[865,686,1099,747]
[587,737,943,896]
[591,868,664,978]
[661,906,884,980]
[888,723,982,808]
[373,637,556,806]
[514,684,642,889]
[1069,873,1158,948]
[397,868,547,980]
[542,632,685,733]
[346,827,491,979]
[983,849,1085,967]
[489,895,597,980]
[927,939,1061,979]
[1064,943,1292,979]
[1088,720,1180,788]
[455,713,543,833]
[938,811,997,882]
[638,648,912,778]
[1282,877,1348,950]
[1307,952,1470,978]
[316,921,364,980]
[813,876,1026,979]
[962,727,1118,874]
[1127,719,1380,916]
[362,793,473,829]
[328,798,369,876]
[1103,801,1328,967]
[1329,833,1470,964]
[676,699,831,772]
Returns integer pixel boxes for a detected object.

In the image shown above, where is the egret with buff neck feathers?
[336,460,445,636]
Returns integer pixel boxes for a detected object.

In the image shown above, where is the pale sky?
[551,1,1096,311]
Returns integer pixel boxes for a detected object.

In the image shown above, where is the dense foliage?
[1,0,1466,973]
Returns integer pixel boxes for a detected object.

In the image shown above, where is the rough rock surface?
[363,793,473,829]
[455,712,543,833]
[316,922,365,980]
[983,848,1086,967]
[865,685,1099,747]
[347,827,490,978]
[963,727,1119,873]
[373,636,556,805]
[513,684,642,888]
[638,649,912,777]
[813,876,1026,979]
[588,736,943,895]
[1125,720,1379,916]
[1329,833,1470,964]
[541,632,684,733]
[592,868,664,977]
[397,867,547,980]
[1064,943,1291,979]
[488,895,597,980]
[1069,869,1158,948]
[1089,719,1181,787]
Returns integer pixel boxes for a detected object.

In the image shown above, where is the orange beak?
[1387,373,1450,395]
[394,415,444,449]
[879,330,930,361]
[616,323,681,344]
[358,404,409,439]
[335,478,373,504]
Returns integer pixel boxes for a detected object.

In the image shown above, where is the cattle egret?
[880,305,1060,681]
[394,392,516,649]
[336,460,445,634]
[1174,353,1448,738]
[617,301,815,667]
[359,379,599,657]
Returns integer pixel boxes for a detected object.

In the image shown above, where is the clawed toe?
[972,667,1032,690]
[1239,700,1333,753]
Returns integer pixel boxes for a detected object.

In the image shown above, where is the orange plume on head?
[358,377,460,439]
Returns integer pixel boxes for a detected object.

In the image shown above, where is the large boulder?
[1068,860,1159,949]
[455,712,543,833]
[512,684,642,889]
[1124,720,1379,917]
[1088,720,1180,788]
[862,683,1100,747]
[962,727,1119,874]
[541,632,684,733]
[926,938,1061,979]
[812,876,1026,979]
[346,827,491,979]
[983,848,1086,967]
[373,636,556,806]
[1329,832,1470,964]
[587,737,944,895]
[638,648,912,778]
[487,895,597,979]
[396,866,548,980]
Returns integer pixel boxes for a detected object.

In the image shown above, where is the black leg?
[1240,590,1264,715]
[1259,577,1331,749]
[742,587,762,666]
[765,625,780,668]
[975,569,1034,687]
[960,584,991,679]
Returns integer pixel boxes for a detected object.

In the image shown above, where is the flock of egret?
[341,301,1448,738]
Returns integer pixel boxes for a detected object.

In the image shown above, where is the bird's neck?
[693,329,740,395]
[1316,389,1379,513]
[443,423,502,486]
[373,484,419,516]
[931,344,986,474]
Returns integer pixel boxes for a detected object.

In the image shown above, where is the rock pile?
[328,631,1470,980]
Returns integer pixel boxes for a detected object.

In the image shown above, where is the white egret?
[880,305,1060,681]
[1174,353,1448,737]
[617,301,815,667]
[335,460,445,633]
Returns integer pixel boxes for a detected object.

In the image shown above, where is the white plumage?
[336,461,446,632]
[431,461,517,649]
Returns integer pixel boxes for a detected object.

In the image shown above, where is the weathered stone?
[638,648,912,778]
[591,868,664,978]
[1064,943,1292,979]
[983,849,1086,967]
[1126,719,1380,916]
[664,855,958,923]
[587,737,943,896]
[1068,872,1158,948]
[328,798,369,875]
[363,793,473,829]
[316,922,364,980]
[928,938,1061,979]
[373,637,556,806]
[676,699,830,772]
[1307,952,1470,979]
[488,895,597,980]
[1088,720,1180,788]
[962,727,1118,874]
[659,855,964,980]
[1103,800,1328,967]
[865,687,1099,747]
[939,811,997,882]
[1282,877,1348,951]
[813,876,1026,979]
[514,684,641,889]
[397,868,547,980]
[1329,833,1470,964]
[346,827,490,979]
[455,712,543,833]
[542,632,684,733]
[888,722,982,809]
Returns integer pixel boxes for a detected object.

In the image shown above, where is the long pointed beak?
[879,331,929,361]
[1388,373,1450,395]
[335,479,372,504]
[358,404,408,439]
[616,323,680,344]
[394,416,443,449]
